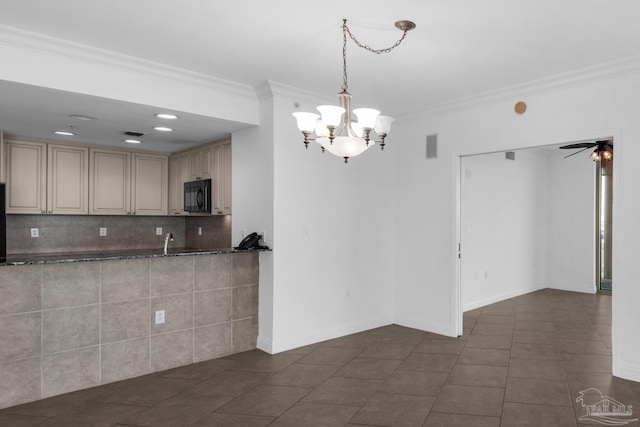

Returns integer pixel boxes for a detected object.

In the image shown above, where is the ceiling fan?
[559,139,613,161]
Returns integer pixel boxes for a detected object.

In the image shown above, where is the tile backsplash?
[6,214,231,255]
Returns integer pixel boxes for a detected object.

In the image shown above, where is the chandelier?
[293,19,416,163]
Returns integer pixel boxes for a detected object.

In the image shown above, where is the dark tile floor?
[2,289,639,426]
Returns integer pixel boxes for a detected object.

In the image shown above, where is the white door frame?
[452,131,618,338]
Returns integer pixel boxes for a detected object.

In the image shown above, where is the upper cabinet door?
[47,144,89,215]
[213,140,232,215]
[131,153,168,216]
[89,149,131,215]
[5,141,47,214]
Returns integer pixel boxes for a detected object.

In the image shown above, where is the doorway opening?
[596,156,613,292]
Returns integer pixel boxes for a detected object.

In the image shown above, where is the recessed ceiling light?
[125,139,142,144]
[155,113,178,120]
[53,131,75,136]
[153,126,173,132]
[69,114,98,121]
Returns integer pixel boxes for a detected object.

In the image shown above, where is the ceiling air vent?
[124,131,144,137]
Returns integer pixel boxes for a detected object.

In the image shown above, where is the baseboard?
[393,314,456,337]
[462,285,545,312]
[256,336,273,354]
[613,362,640,383]
[266,315,394,354]
[546,282,596,294]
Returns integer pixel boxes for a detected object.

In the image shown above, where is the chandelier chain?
[341,19,410,92]
[344,21,410,55]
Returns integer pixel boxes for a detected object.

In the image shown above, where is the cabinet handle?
[41,210,45,214]
[48,210,52,214]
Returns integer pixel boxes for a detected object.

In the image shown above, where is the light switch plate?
[30,228,39,238]
[156,227,163,236]
[99,227,107,236]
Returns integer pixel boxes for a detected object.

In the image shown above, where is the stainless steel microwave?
[184,179,212,213]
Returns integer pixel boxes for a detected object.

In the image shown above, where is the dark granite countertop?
[1,247,270,266]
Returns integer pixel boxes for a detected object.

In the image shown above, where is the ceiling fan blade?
[559,142,596,149]
[564,146,592,158]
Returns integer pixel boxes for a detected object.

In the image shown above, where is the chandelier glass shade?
[292,19,414,163]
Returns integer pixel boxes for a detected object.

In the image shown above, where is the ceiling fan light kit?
[293,19,415,163]
[559,140,613,162]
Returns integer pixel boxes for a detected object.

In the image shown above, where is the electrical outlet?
[30,228,39,238]
[155,310,165,324]
[156,227,163,236]
[198,227,202,236]
[99,227,107,237]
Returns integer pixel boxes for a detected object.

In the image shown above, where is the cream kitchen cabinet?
[89,148,168,215]
[5,140,88,214]
[168,153,191,215]
[212,140,232,215]
[189,145,212,180]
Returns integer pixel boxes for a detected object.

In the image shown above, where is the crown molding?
[257,81,336,105]
[399,55,640,123]
[0,24,256,98]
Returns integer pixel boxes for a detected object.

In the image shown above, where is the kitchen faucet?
[164,233,173,255]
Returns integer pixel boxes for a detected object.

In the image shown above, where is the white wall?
[392,69,640,381]
[546,149,596,293]
[460,150,548,311]
[459,146,595,311]
[233,82,395,353]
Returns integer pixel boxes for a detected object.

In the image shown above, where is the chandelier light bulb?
[602,150,613,161]
[591,150,601,161]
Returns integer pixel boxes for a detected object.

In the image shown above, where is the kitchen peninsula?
[0,246,261,409]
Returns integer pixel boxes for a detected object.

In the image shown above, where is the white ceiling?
[0,0,639,152]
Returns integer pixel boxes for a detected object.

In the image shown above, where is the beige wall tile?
[101,259,150,302]
[43,305,100,354]
[101,337,150,384]
[231,253,259,286]
[42,263,100,309]
[150,330,193,371]
[194,289,231,327]
[194,322,232,362]
[150,257,193,296]
[151,294,193,335]
[0,357,41,409]
[0,265,42,315]
[101,299,149,344]
[0,312,41,363]
[42,347,99,398]
[194,253,231,291]
[232,285,258,320]
[232,317,258,353]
